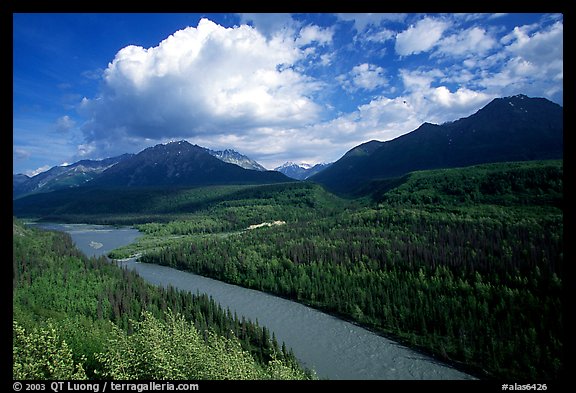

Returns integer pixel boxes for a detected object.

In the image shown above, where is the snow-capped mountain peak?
[274,161,332,180]
[207,149,267,171]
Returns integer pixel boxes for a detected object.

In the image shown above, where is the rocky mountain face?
[13,154,133,198]
[274,162,332,180]
[88,140,289,187]
[207,149,267,171]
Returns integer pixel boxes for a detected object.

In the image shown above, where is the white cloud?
[397,67,494,124]
[395,17,449,56]
[55,115,76,133]
[319,52,334,66]
[237,13,297,38]
[503,21,562,63]
[13,148,31,160]
[489,13,508,20]
[81,68,104,80]
[478,20,563,102]
[52,14,561,171]
[400,68,444,91]
[79,18,324,155]
[429,86,492,111]
[296,25,334,46]
[436,27,497,58]
[452,13,508,22]
[441,67,476,85]
[341,63,388,92]
[363,28,396,43]
[76,143,97,157]
[354,96,423,134]
[26,165,51,177]
[263,85,493,168]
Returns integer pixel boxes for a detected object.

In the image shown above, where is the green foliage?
[96,310,309,380]
[14,182,349,226]
[136,160,563,380]
[14,160,564,380]
[374,160,562,207]
[13,320,87,380]
[12,219,311,380]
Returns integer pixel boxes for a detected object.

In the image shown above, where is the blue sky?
[13,12,563,176]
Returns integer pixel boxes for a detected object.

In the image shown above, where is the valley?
[13,95,565,381]
[16,160,564,380]
[112,160,564,380]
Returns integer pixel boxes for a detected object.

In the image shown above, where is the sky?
[13,12,563,176]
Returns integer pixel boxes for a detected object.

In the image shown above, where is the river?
[35,222,475,380]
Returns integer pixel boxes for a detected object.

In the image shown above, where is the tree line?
[139,161,563,379]
[13,219,312,380]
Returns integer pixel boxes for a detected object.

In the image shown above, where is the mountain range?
[12,154,133,198]
[13,145,288,198]
[86,141,288,188]
[310,94,563,195]
[207,149,267,171]
[274,162,332,180]
[13,94,563,205]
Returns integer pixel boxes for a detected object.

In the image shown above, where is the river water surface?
[35,222,475,380]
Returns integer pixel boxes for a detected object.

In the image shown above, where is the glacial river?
[36,222,475,380]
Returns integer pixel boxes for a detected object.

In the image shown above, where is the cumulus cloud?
[296,25,334,46]
[429,86,492,111]
[78,18,325,154]
[398,67,494,124]
[340,63,388,92]
[55,115,76,133]
[399,68,444,91]
[260,84,493,168]
[76,143,97,157]
[245,98,423,168]
[435,27,497,58]
[395,17,449,56]
[57,14,561,170]
[319,52,334,66]
[363,28,396,43]
[237,13,297,38]
[503,20,562,64]
[479,20,563,101]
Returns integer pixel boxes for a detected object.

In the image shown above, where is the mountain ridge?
[83,140,289,188]
[274,162,332,180]
[13,154,133,199]
[310,94,563,195]
[207,148,267,171]
[13,94,563,199]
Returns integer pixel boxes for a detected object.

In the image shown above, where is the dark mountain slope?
[90,140,289,187]
[13,141,291,218]
[13,154,133,198]
[310,94,563,195]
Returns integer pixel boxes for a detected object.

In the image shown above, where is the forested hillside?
[12,219,313,380]
[311,95,563,195]
[12,182,346,226]
[13,160,564,380]
[126,160,563,379]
